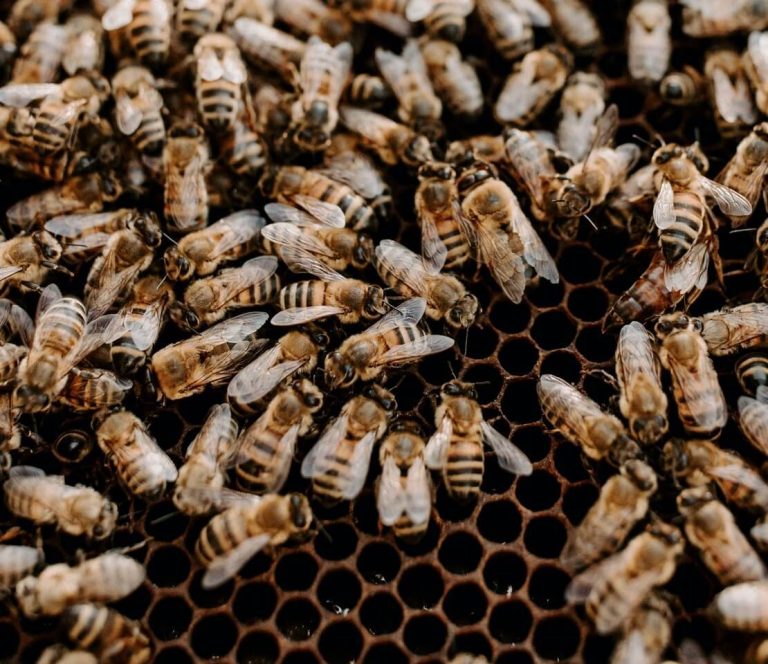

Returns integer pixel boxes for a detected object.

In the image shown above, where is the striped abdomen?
[33,299,86,362]
[111,305,155,373]
[133,111,165,157]
[481,5,532,60]
[9,148,85,182]
[196,506,253,565]
[177,0,226,43]
[740,397,768,455]
[312,437,357,505]
[301,172,375,231]
[197,81,240,133]
[444,434,483,501]
[128,0,170,70]
[659,189,705,263]
[235,423,289,492]
[424,2,467,41]
[0,545,40,588]
[32,103,78,153]
[117,449,169,500]
[0,343,25,385]
[230,273,281,311]
[436,214,470,269]
[222,118,267,176]
[4,478,56,524]
[737,354,768,395]
[702,537,766,586]
[62,603,150,660]
[670,360,726,438]
[348,74,392,107]
[379,323,423,353]
[279,280,331,310]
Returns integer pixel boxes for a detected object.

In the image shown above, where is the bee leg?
[19,281,44,294]
[41,261,74,277]
[584,368,618,390]
[0,526,22,543]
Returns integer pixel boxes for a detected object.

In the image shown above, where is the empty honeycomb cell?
[238,551,274,579]
[512,425,550,463]
[357,541,401,584]
[483,551,527,596]
[398,563,445,609]
[464,324,499,359]
[439,530,483,574]
[110,583,153,620]
[499,337,539,376]
[477,499,522,543]
[363,641,409,664]
[582,633,615,663]
[501,379,541,424]
[576,326,616,362]
[149,410,185,450]
[313,521,358,561]
[233,581,278,624]
[145,503,189,542]
[0,621,19,659]
[435,483,478,522]
[237,630,280,664]
[539,350,582,383]
[489,600,533,644]
[562,483,600,525]
[148,595,192,641]
[554,441,591,482]
[155,646,195,664]
[317,567,362,615]
[568,287,609,322]
[524,516,567,559]
[359,592,404,635]
[461,364,504,404]
[583,372,616,406]
[450,632,493,661]
[667,562,717,612]
[275,551,318,591]
[352,491,379,536]
[418,353,463,387]
[482,453,516,495]
[609,85,646,118]
[528,565,570,611]
[390,372,426,410]
[489,299,531,333]
[147,545,191,587]
[318,620,364,664]
[276,598,321,641]
[190,612,238,659]
[531,311,577,350]
[525,280,566,309]
[282,651,321,664]
[516,470,561,511]
[443,582,488,626]
[403,614,449,655]
[532,615,581,660]
[189,570,233,608]
[614,124,650,152]
[559,245,603,284]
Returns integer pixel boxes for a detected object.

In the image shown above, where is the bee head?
[295,121,331,153]
[623,460,658,493]
[631,414,668,445]
[447,294,479,330]
[324,351,355,389]
[403,135,433,167]
[131,211,162,248]
[676,486,714,512]
[364,287,388,318]
[442,381,476,401]
[363,384,397,411]
[660,438,688,477]
[164,247,193,282]
[456,161,495,194]
[293,379,323,411]
[418,161,455,181]
[554,181,591,217]
[171,304,201,332]
[351,234,374,269]
[33,232,62,261]
[288,493,312,531]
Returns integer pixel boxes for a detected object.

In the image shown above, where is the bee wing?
[102,0,136,30]
[227,344,279,396]
[272,424,300,492]
[365,297,427,334]
[653,178,675,229]
[517,0,551,26]
[301,411,349,478]
[616,321,655,380]
[723,163,768,225]
[207,256,278,309]
[664,349,723,430]
[278,248,345,280]
[711,67,756,124]
[367,10,413,37]
[185,337,270,393]
[508,204,558,284]
[481,421,533,475]
[664,241,709,293]
[0,83,61,107]
[36,284,62,319]
[45,100,86,128]
[375,47,413,99]
[0,299,34,346]
[87,259,149,320]
[7,465,46,478]
[266,203,335,228]
[701,305,768,355]
[749,31,768,84]
[378,455,407,525]
[319,153,386,200]
[405,456,431,524]
[198,49,225,82]
[271,306,347,326]
[261,224,336,259]
[0,266,23,284]
[405,0,434,21]
[588,103,619,152]
[416,191,448,273]
[708,464,768,496]
[222,50,248,84]
[204,312,270,344]
[44,212,118,239]
[565,550,625,604]
[229,357,305,403]
[202,533,271,589]
[375,240,431,292]
[70,313,129,367]
[292,195,346,228]
[377,334,454,365]
[185,0,207,9]
[191,403,238,458]
[115,91,142,136]
[424,414,452,469]
[206,210,265,258]
[699,177,752,216]
[341,430,378,499]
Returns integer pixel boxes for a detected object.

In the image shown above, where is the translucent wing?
[508,204,558,283]
[589,104,619,154]
[377,455,406,525]
[44,212,118,238]
[404,456,431,524]
[271,306,347,326]
[653,178,675,229]
[364,297,427,334]
[301,411,349,478]
[708,463,768,496]
[206,210,265,259]
[44,100,86,128]
[115,92,142,135]
[205,256,278,309]
[204,312,270,344]
[376,334,454,365]
[424,414,452,469]
[185,0,207,10]
[749,31,768,82]
[270,424,300,492]
[367,10,413,37]
[482,421,532,475]
[72,314,130,366]
[87,260,148,320]
[375,47,410,96]
[202,533,271,589]
[36,284,62,319]
[0,299,34,345]
[261,224,335,259]
[227,344,280,396]
[405,0,434,21]
[291,194,345,228]
[266,202,342,229]
[189,403,238,458]
[198,49,224,82]
[102,0,135,30]
[0,84,60,107]
[565,550,625,604]
[222,49,247,84]
[712,67,756,124]
[664,350,722,429]
[319,152,385,200]
[420,211,448,274]
[664,241,709,293]
[229,357,305,404]
[0,266,22,283]
[278,249,345,280]
[341,431,377,499]
[375,240,430,295]
[699,178,752,216]
[518,0,551,26]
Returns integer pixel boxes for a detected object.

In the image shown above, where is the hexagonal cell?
[576,326,617,363]
[155,646,195,664]
[497,650,536,664]
[438,530,483,574]
[318,620,364,664]
[188,570,234,609]
[363,641,409,664]
[398,564,445,609]
[275,551,319,591]
[356,541,401,584]
[359,592,404,635]
[464,324,500,360]
[499,338,540,376]
[313,522,358,561]
[443,582,488,626]
[404,614,449,655]
[530,311,577,350]
[562,483,599,526]
[190,613,238,659]
[477,500,522,543]
[317,567,362,615]
[144,502,190,542]
[490,299,531,333]
[449,632,493,662]
[528,565,570,610]
[525,280,565,308]
[352,490,379,535]
[146,545,191,587]
[435,483,477,522]
[489,600,533,643]
[234,581,278,624]
[516,470,561,511]
[110,583,153,620]
[237,630,280,664]
[524,516,567,559]
[276,599,321,641]
[532,615,581,660]
[149,595,193,641]
[554,441,591,483]
[501,379,541,424]
[558,245,602,284]
[283,651,321,664]
[540,350,582,383]
[483,551,527,596]
[513,425,551,464]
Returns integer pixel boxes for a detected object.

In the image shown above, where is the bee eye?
[445,382,461,395]
[677,315,689,328]
[467,388,478,400]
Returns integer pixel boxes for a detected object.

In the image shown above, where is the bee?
[0,230,67,295]
[7,0,65,41]
[275,0,352,43]
[538,374,642,465]
[419,39,483,118]
[610,594,672,664]
[151,311,269,400]
[705,49,758,139]
[58,367,132,411]
[627,0,671,84]
[220,106,268,177]
[101,0,172,71]
[738,382,768,457]
[302,384,395,505]
[96,410,177,501]
[712,580,768,632]
[196,492,312,588]
[0,22,16,83]
[475,0,551,61]
[616,321,668,445]
[503,128,560,222]
[261,164,376,232]
[15,552,146,618]
[7,171,123,233]
[4,465,118,539]
[744,31,768,116]
[737,353,768,396]
[345,0,412,37]
[227,327,328,414]
[111,65,166,160]
[0,544,42,591]
[194,33,247,133]
[176,0,228,45]
[228,18,305,82]
[235,379,323,493]
[447,134,506,164]
[173,403,241,516]
[37,646,98,664]
[224,0,276,26]
[347,73,393,108]
[63,14,104,76]
[678,486,767,585]
[0,343,27,387]
[0,145,92,183]
[11,22,68,84]
[557,72,606,163]
[171,256,280,331]
[405,0,473,41]
[660,66,706,106]
[0,297,34,345]
[426,381,532,502]
[717,123,768,226]
[457,159,559,302]
[662,437,768,514]
[566,522,683,635]
[494,44,572,126]
[340,105,433,166]
[700,303,768,356]
[60,603,151,664]
[681,0,768,37]
[0,392,22,462]
[163,122,210,234]
[541,0,600,53]
[561,459,657,573]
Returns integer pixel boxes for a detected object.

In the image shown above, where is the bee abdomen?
[394,514,427,542]
[659,194,704,263]
[134,113,165,156]
[445,438,484,500]
[279,281,326,309]
[198,86,238,131]
[197,511,247,564]
[235,432,281,492]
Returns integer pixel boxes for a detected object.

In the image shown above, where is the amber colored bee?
[111,65,166,159]
[737,353,768,396]
[503,128,560,222]
[235,379,323,493]
[566,522,683,635]
[0,230,67,295]
[0,343,26,387]
[344,0,411,37]
[223,0,276,27]
[163,122,210,234]
[228,17,305,81]
[540,0,600,52]
[11,22,67,84]
[475,0,550,61]
[420,39,483,118]
[7,0,67,40]
[58,367,132,411]
[561,459,657,572]
[275,0,352,43]
[347,73,393,108]
[0,297,33,345]
[705,49,758,139]
[0,544,41,591]
[0,145,92,184]
[660,66,706,106]
[557,72,606,162]
[220,106,268,177]
[101,0,172,71]
[406,0,474,41]
[194,33,247,133]
[700,303,768,356]
[745,32,768,116]
[447,134,505,165]
[712,581,768,632]
[611,594,672,664]
[717,122,768,226]
[681,0,768,36]
[37,646,98,664]
[627,0,672,84]
[0,392,22,463]
[196,492,312,588]
[176,0,228,45]
[738,383,768,457]
[16,552,145,618]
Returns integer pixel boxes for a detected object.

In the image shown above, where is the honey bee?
[101,0,171,71]
[227,327,328,414]
[151,311,269,400]
[344,0,412,37]
[173,403,241,515]
[228,18,306,82]
[426,381,532,502]
[58,367,132,411]
[375,239,478,330]
[712,580,768,632]
[235,379,323,493]
[63,14,104,76]
[557,72,606,162]
[0,392,22,462]
[538,374,642,465]
[347,73,393,108]
[678,486,767,585]
[223,0,276,27]
[627,0,671,84]
[681,0,768,37]
[275,0,352,43]
[111,65,166,160]
[716,123,768,226]
[302,384,395,505]
[0,343,26,387]
[503,128,560,222]
[60,603,151,664]
[220,106,267,177]
[37,646,98,664]
[4,465,118,539]
[96,410,177,501]
[700,303,768,356]
[163,122,210,234]
[324,297,454,388]
[660,66,706,106]
[0,145,92,183]
[737,353,768,396]
[745,31,768,116]
[0,230,67,295]
[610,594,672,664]
[705,49,758,138]
[11,22,67,84]
[16,552,146,618]
[561,459,657,572]
[419,39,483,118]
[194,33,247,133]
[447,134,506,164]
[494,44,572,125]
[738,384,768,457]
[541,0,600,52]
[172,256,280,331]
[376,39,443,137]
[196,492,312,588]
[457,159,559,301]
[0,543,42,591]
[616,321,668,445]
[176,0,228,45]
[340,105,433,166]
[405,0,473,41]
[7,0,66,40]
[566,522,683,635]
[475,0,550,61]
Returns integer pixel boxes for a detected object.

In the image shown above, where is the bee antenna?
[631,134,656,148]
[155,274,168,290]
[463,325,470,357]
[583,214,598,231]
[313,513,333,542]
[730,227,757,233]
[147,509,181,526]
[162,232,179,246]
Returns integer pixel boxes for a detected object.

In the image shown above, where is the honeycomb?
[1,0,766,662]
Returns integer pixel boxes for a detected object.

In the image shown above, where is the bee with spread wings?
[700,303,768,356]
